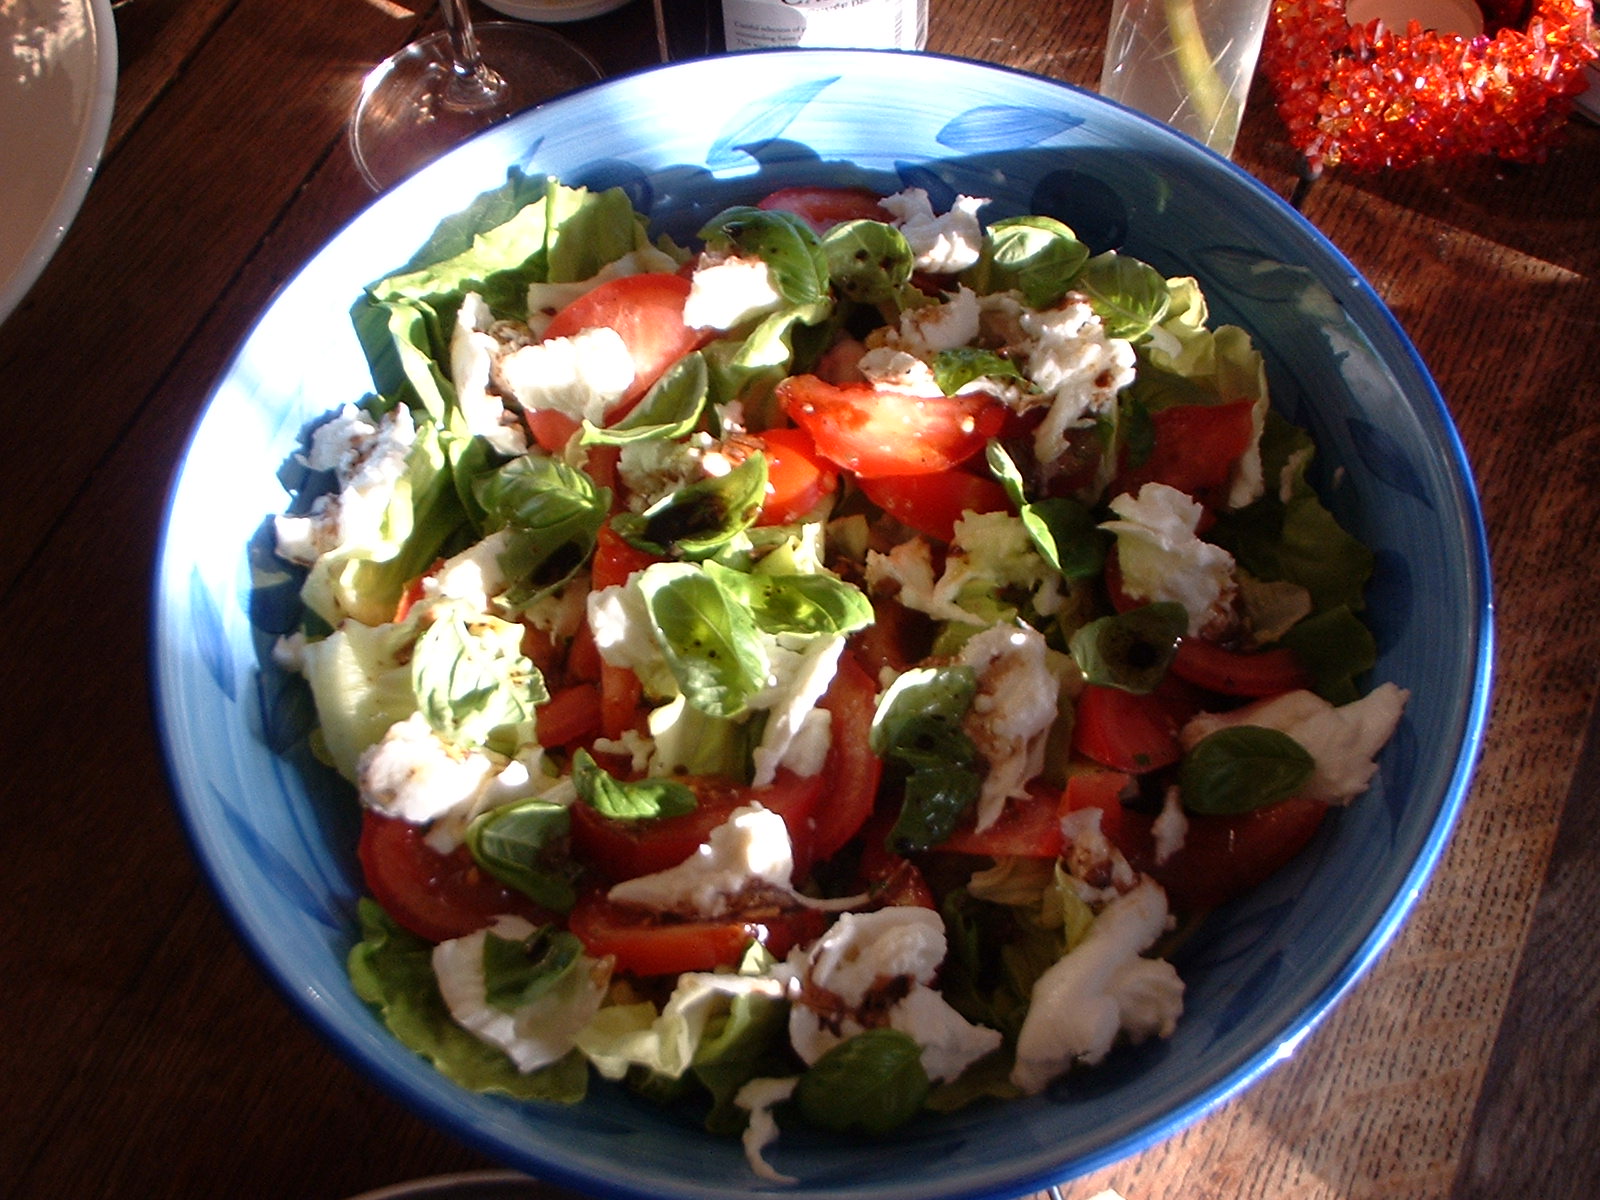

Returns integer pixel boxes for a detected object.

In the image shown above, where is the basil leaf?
[1069,603,1186,693]
[795,1029,932,1135]
[1180,726,1315,815]
[481,926,585,1012]
[475,454,609,595]
[466,798,576,913]
[616,452,768,559]
[1279,604,1377,704]
[411,605,547,749]
[821,219,915,305]
[571,749,698,820]
[704,561,874,637]
[1076,250,1173,342]
[888,765,983,854]
[638,564,769,718]
[985,440,1104,579]
[932,347,1025,396]
[870,666,978,756]
[579,351,708,447]
[966,215,1090,309]
[699,206,830,307]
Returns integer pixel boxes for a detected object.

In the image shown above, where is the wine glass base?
[350,21,603,192]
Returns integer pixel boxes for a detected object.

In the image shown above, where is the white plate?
[0,0,117,325]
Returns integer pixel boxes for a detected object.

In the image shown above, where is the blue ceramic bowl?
[153,49,1493,1200]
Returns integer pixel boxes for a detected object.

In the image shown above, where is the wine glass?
[349,0,603,192]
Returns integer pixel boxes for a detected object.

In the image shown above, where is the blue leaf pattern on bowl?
[705,76,840,169]
[1365,548,1413,655]
[212,781,347,933]
[1348,417,1433,508]
[1382,715,1418,836]
[1207,949,1285,1049]
[935,105,1083,152]
[190,565,236,702]
[1194,246,1318,304]
[892,161,958,213]
[1185,897,1298,973]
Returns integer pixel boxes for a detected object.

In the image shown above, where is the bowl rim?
[150,47,1495,1200]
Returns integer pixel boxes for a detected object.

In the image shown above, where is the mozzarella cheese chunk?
[432,916,611,1073]
[1020,298,1137,469]
[1180,683,1410,804]
[497,325,635,426]
[787,907,1002,1083]
[1100,483,1237,636]
[959,623,1064,831]
[450,292,528,456]
[881,188,987,273]
[606,804,796,918]
[683,255,783,331]
[357,712,500,826]
[1011,879,1184,1093]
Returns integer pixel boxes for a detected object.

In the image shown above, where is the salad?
[267,173,1407,1178]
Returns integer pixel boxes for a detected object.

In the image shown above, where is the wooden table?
[3,1,1596,1197]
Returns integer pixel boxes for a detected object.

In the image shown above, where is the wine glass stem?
[437,0,507,111]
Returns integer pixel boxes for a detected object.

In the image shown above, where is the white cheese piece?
[497,325,635,426]
[356,711,501,826]
[749,633,845,786]
[880,189,988,274]
[606,804,796,918]
[1021,298,1137,470]
[864,538,975,623]
[422,528,514,613]
[1152,785,1189,865]
[450,292,528,457]
[1179,683,1410,804]
[958,623,1064,832]
[787,907,1002,1083]
[1010,879,1184,1093]
[273,403,417,568]
[683,255,783,331]
[432,916,612,1073]
[734,1077,800,1185]
[1100,483,1237,636]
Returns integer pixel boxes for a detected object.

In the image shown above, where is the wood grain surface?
[3,1,1596,1197]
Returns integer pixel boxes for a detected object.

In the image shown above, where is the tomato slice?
[778,374,1007,478]
[936,783,1068,858]
[756,186,890,235]
[1170,637,1311,697]
[567,891,828,976]
[524,408,581,454]
[569,768,828,884]
[540,273,711,416]
[755,426,838,525]
[357,810,547,943]
[535,683,603,749]
[808,651,884,862]
[856,469,1011,542]
[1072,680,1199,774]
[591,520,661,589]
[1112,399,1257,507]
[1120,796,1330,913]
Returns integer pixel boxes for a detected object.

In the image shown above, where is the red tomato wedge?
[777,374,1006,478]
[357,811,548,943]
[535,683,603,749]
[856,469,1011,542]
[568,769,828,884]
[1121,796,1330,913]
[1112,399,1257,506]
[540,273,712,417]
[1072,680,1200,774]
[756,186,891,235]
[754,426,838,525]
[568,891,828,976]
[936,783,1068,858]
[808,651,883,862]
[1170,637,1312,697]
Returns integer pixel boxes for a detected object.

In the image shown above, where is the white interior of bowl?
[152,49,1493,1200]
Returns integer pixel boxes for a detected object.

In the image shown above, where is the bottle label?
[721,0,927,51]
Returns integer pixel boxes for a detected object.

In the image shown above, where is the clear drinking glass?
[1098,0,1273,158]
[349,0,603,192]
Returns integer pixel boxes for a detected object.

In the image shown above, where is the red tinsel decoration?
[1260,0,1598,172]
